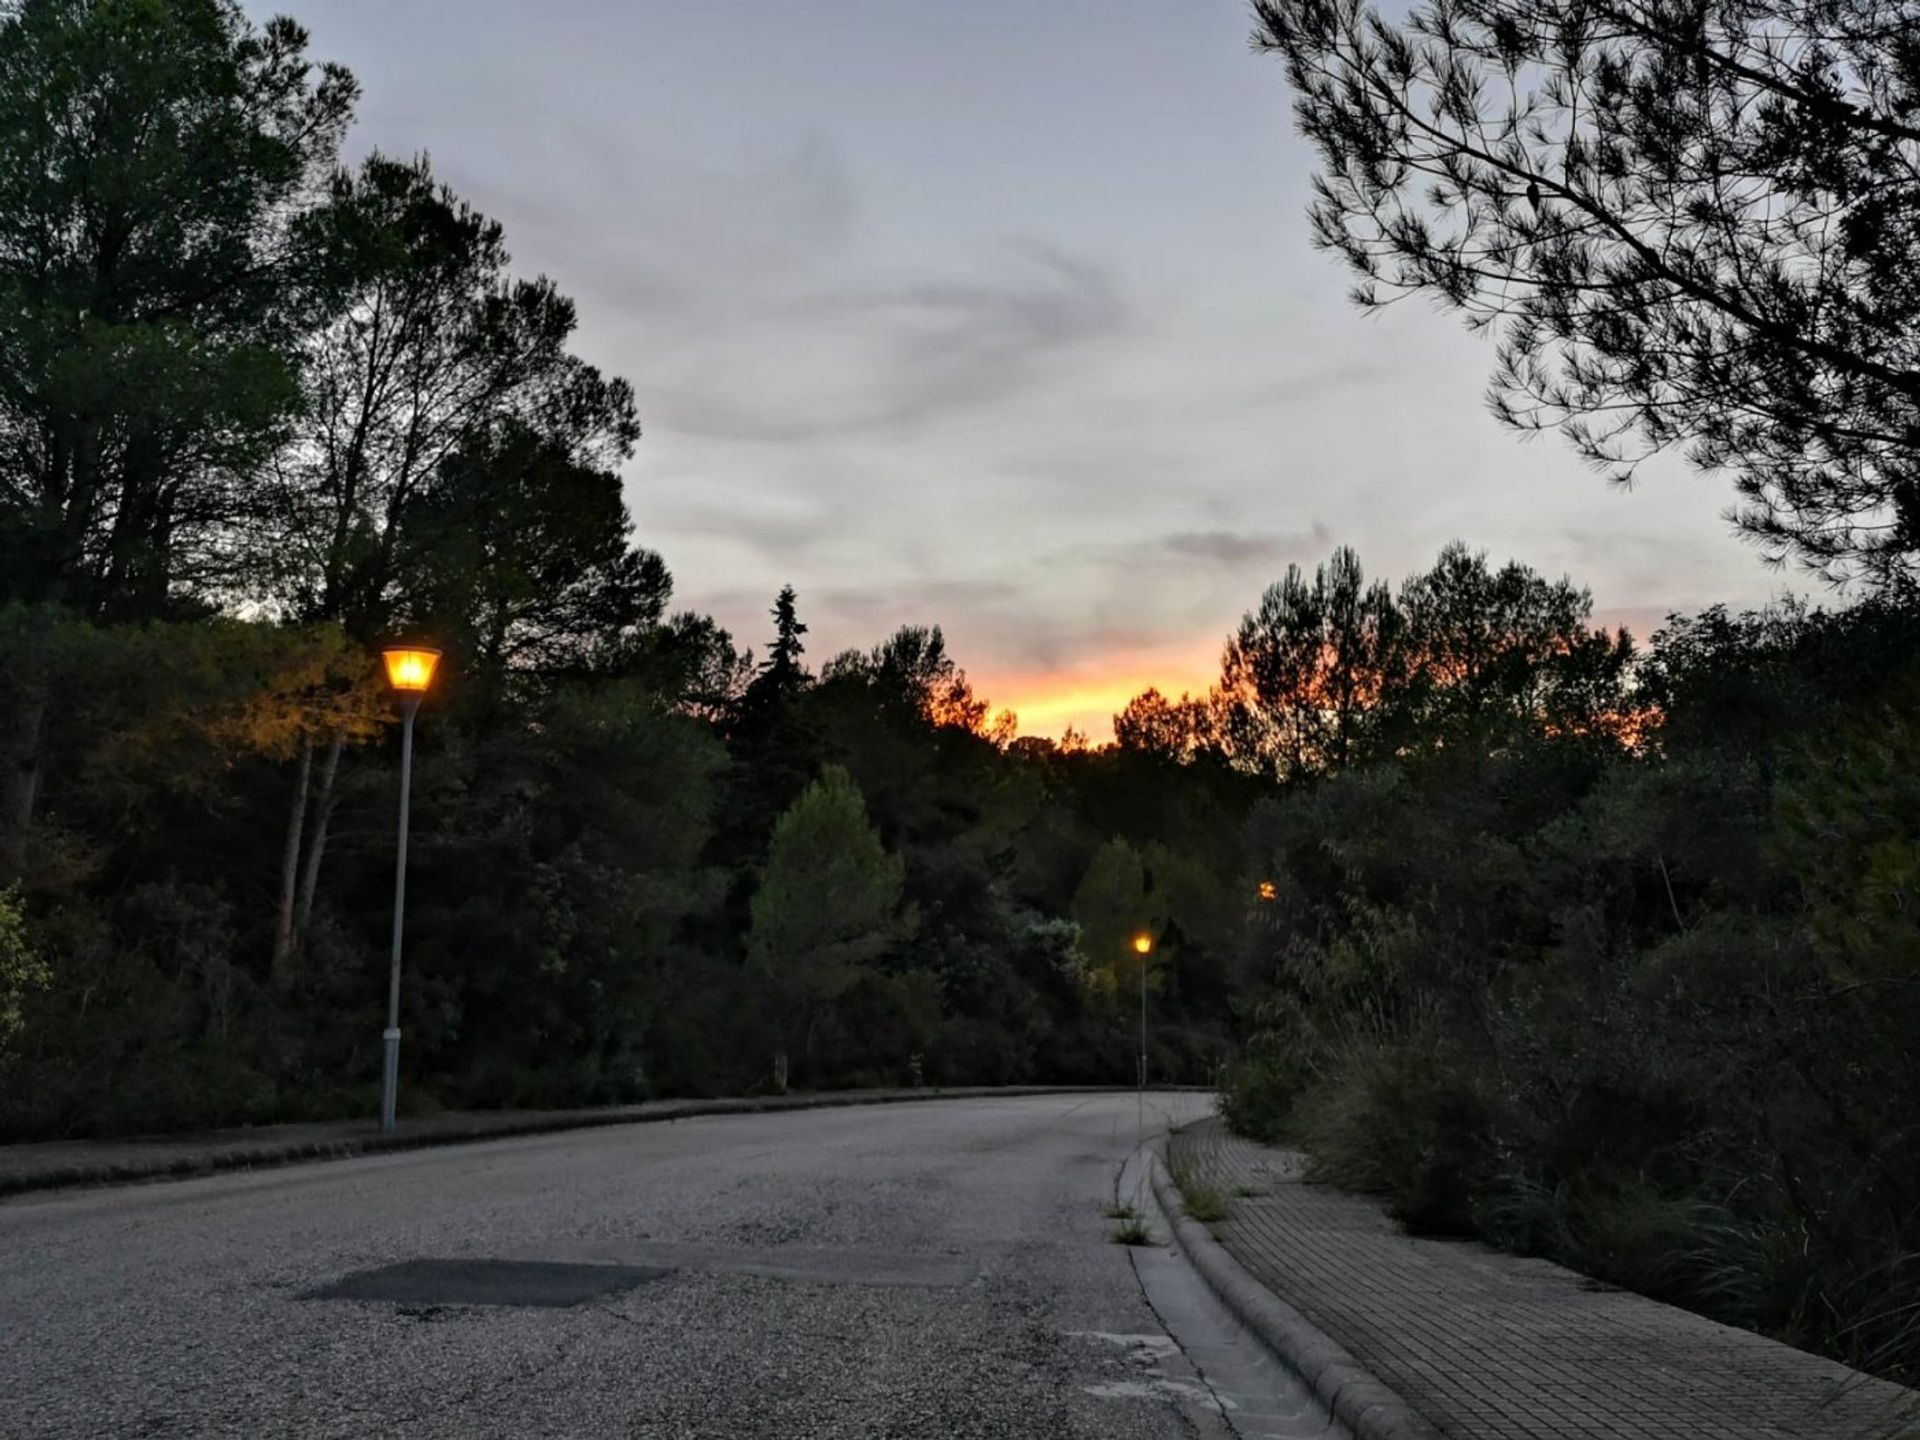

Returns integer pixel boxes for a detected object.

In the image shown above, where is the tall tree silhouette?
[403,420,670,703]
[715,587,824,882]
[734,585,814,733]
[0,0,356,619]
[1217,546,1407,778]
[1255,0,1920,583]
[762,585,809,686]
[0,0,356,882]
[263,152,638,640]
[255,154,637,955]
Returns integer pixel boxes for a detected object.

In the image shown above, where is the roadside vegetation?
[1225,0,1920,1388]
[4,0,1919,1396]
[1166,1148,1232,1226]
[0,0,1253,1140]
[1221,591,1920,1382]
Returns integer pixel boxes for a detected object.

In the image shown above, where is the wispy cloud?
[311,0,1787,739]
[1160,524,1331,565]
[453,136,1127,444]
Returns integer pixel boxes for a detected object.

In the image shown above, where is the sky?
[263,0,1787,739]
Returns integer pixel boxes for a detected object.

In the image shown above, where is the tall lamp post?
[379,645,441,1133]
[1132,931,1153,1138]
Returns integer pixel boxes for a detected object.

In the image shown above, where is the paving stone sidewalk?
[0,1085,1121,1197]
[1171,1116,1919,1440]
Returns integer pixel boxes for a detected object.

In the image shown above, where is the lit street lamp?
[379,645,441,1133]
[1131,930,1154,1143]
[1132,931,1153,1092]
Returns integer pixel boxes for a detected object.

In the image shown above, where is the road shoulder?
[1164,1117,1918,1440]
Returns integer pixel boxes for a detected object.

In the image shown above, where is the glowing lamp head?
[1132,933,1153,956]
[382,646,441,695]
[1257,880,1277,902]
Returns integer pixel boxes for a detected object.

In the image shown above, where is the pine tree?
[762,585,809,686]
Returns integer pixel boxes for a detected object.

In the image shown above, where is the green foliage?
[1778,690,1920,985]
[1167,1149,1233,1224]
[0,0,1248,1144]
[1200,543,1633,782]
[1071,837,1152,989]
[0,0,356,617]
[266,151,639,642]
[405,421,671,687]
[0,887,48,1060]
[1223,591,1920,1384]
[1218,545,1403,777]
[1288,1033,1496,1237]
[1218,1044,1309,1146]
[750,766,904,979]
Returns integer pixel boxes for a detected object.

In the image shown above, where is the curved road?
[0,1092,1336,1438]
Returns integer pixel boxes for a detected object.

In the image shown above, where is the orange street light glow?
[382,646,441,694]
[1257,880,1277,901]
[1132,933,1153,955]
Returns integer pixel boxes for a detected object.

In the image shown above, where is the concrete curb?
[2,1085,1182,1200]
[1150,1138,1442,1440]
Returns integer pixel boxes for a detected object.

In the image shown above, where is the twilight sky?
[265,0,1785,738]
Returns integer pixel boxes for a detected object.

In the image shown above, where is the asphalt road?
[0,1092,1335,1438]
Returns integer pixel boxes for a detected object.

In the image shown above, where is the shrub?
[1289,1033,1497,1237]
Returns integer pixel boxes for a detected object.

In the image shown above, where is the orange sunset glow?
[978,639,1220,744]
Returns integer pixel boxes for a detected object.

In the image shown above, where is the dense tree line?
[5,0,1920,1392]
[0,0,1257,1138]
[1231,0,1920,1387]
[1219,584,1920,1385]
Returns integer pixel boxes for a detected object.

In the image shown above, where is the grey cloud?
[449,131,1131,444]
[448,131,856,309]
[1241,361,1409,409]
[797,528,1334,674]
[639,497,840,558]
[1161,523,1331,566]
[1028,523,1330,575]
[769,571,1182,676]
[651,242,1129,443]
[814,578,1027,632]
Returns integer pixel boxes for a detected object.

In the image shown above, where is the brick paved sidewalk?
[1171,1116,1919,1440]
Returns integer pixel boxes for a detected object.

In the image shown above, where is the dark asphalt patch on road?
[304,1258,671,1308]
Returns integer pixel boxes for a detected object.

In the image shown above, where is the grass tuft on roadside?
[1167,1145,1232,1224]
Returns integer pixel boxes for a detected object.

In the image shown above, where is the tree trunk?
[269,739,314,985]
[292,732,345,949]
[772,1050,789,1095]
[0,682,48,887]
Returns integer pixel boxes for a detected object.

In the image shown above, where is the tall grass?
[1224,1022,1920,1391]
[1166,1147,1233,1224]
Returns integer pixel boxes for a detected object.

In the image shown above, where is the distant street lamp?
[1131,931,1154,1142]
[379,645,441,1134]
[1132,931,1154,1092]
